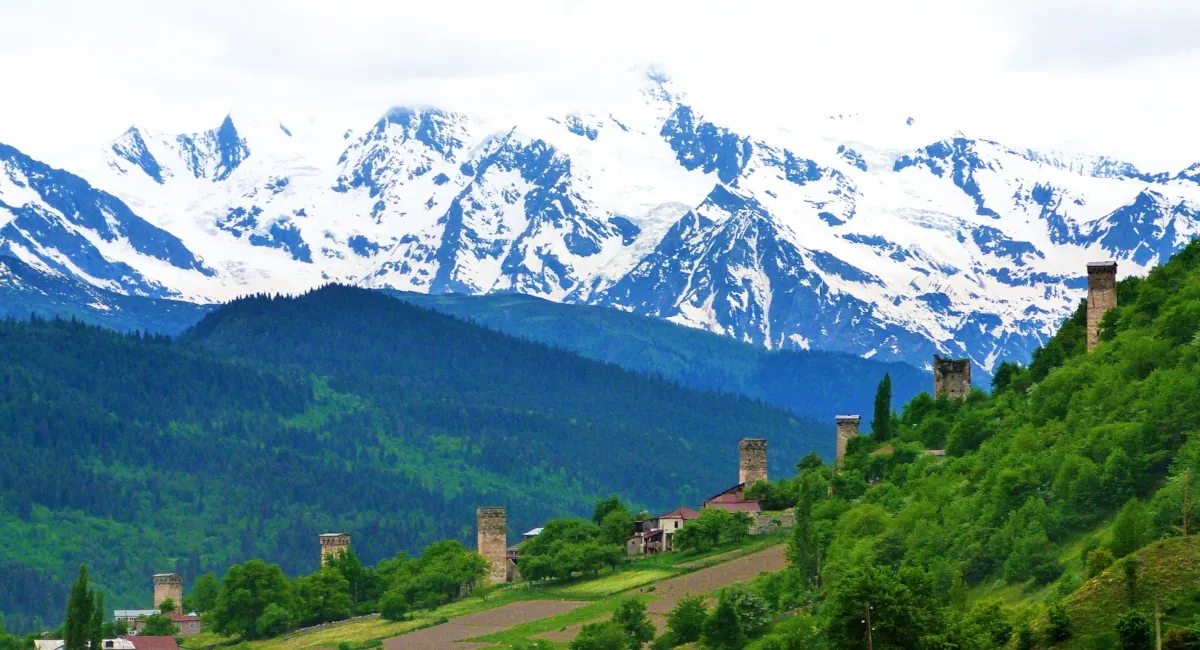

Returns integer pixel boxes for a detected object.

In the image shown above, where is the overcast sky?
[2,0,1200,169]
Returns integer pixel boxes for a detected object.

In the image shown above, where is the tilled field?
[535,544,787,643]
[383,600,587,650]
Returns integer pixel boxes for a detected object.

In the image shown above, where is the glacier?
[3,67,1200,376]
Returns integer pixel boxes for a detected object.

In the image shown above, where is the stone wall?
[933,355,971,400]
[835,415,860,467]
[1087,261,1118,351]
[476,506,508,584]
[749,511,795,535]
[738,438,768,485]
[152,573,183,609]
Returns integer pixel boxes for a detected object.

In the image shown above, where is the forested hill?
[747,241,1200,649]
[0,286,830,633]
[389,290,928,422]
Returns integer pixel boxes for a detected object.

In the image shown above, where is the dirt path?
[535,544,787,643]
[382,601,586,650]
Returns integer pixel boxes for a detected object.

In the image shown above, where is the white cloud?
[1,0,1199,170]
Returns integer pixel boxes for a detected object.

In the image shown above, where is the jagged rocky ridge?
[4,69,1200,374]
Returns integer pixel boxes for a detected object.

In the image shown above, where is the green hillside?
[735,242,1200,649]
[0,286,828,633]
[390,290,928,423]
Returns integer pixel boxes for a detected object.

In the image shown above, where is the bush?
[702,591,746,650]
[1115,611,1153,650]
[254,603,292,638]
[570,621,628,650]
[379,590,410,622]
[1111,499,1156,558]
[1046,602,1072,642]
[665,594,706,645]
[1086,547,1116,578]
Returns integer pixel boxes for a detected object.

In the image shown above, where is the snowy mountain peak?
[7,69,1200,378]
[105,114,250,184]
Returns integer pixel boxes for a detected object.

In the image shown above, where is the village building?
[112,610,159,632]
[35,639,137,650]
[501,525,544,582]
[702,484,762,514]
[120,636,179,650]
[164,613,202,637]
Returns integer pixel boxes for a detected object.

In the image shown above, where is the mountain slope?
[730,240,1200,647]
[390,289,928,421]
[0,255,211,333]
[7,68,1200,375]
[0,285,831,632]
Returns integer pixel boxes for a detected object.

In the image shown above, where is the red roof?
[121,637,179,650]
[702,483,762,514]
[164,613,198,623]
[655,507,700,520]
[702,483,747,504]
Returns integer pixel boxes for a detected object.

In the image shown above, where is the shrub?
[379,590,409,621]
[1086,547,1116,578]
[1046,602,1072,642]
[1115,611,1153,650]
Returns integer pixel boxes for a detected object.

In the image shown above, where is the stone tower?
[738,438,768,485]
[835,415,861,467]
[152,573,183,610]
[318,532,351,566]
[933,355,971,400]
[476,507,508,584]
[1087,261,1118,351]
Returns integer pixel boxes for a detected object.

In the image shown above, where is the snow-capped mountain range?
[4,67,1200,375]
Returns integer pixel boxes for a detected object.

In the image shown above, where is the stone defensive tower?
[152,573,183,609]
[476,507,508,584]
[738,438,768,485]
[933,355,971,400]
[835,415,861,467]
[318,533,351,566]
[1087,261,1118,351]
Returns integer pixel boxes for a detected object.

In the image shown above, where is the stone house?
[164,613,202,637]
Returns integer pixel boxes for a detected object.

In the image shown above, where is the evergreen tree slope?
[389,290,928,423]
[0,286,826,632]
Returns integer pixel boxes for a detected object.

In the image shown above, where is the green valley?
[0,286,825,633]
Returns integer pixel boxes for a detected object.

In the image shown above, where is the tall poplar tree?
[787,475,817,585]
[63,565,93,650]
[871,373,893,441]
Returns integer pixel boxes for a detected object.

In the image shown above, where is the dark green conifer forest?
[0,286,822,632]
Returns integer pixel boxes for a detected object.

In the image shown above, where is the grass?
[183,588,549,650]
[545,568,676,598]
[468,594,654,647]
[190,536,788,650]
[1059,535,1200,649]
[246,617,425,650]
[965,519,1113,608]
[180,632,230,650]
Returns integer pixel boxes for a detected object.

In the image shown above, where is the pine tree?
[871,374,892,441]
